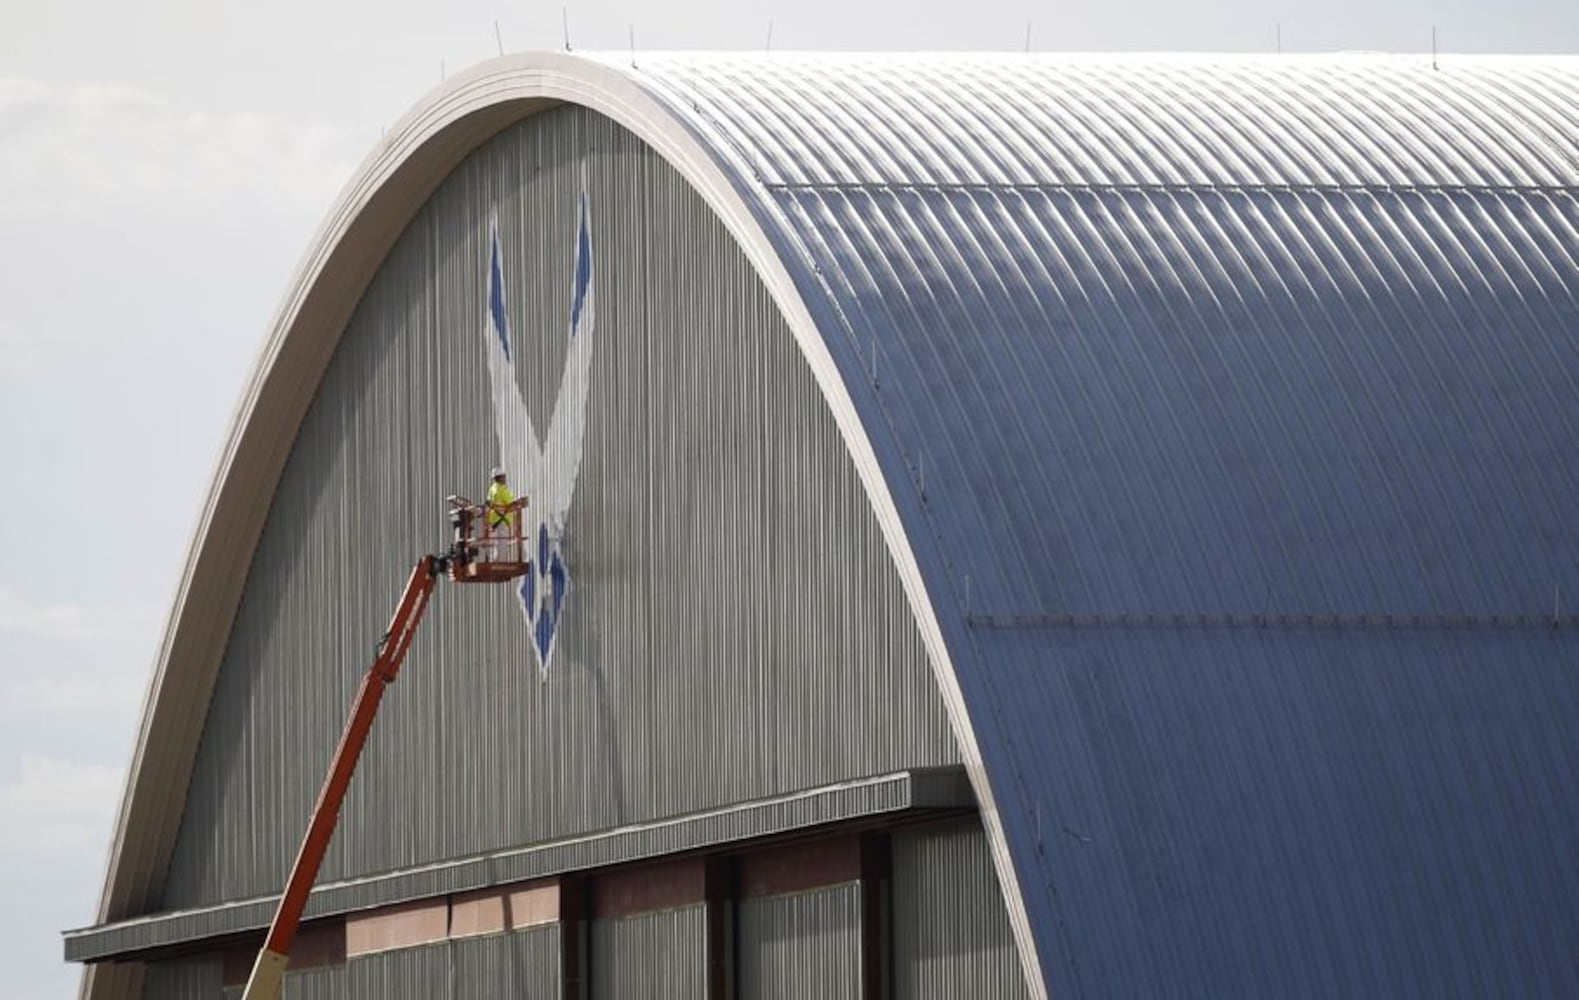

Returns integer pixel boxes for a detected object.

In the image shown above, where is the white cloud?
[0,755,123,858]
[0,76,356,220]
[0,317,38,374]
[0,590,160,643]
[0,672,148,717]
[0,589,100,640]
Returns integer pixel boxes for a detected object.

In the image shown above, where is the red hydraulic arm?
[241,555,440,1000]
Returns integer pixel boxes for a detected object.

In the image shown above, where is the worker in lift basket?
[484,467,527,554]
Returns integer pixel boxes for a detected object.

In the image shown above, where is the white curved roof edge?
[85,52,1040,1000]
[572,48,1574,61]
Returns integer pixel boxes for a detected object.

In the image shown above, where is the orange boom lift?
[241,495,531,1000]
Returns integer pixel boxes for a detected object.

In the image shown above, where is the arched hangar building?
[67,53,1579,999]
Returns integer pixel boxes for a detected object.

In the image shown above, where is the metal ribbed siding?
[142,956,219,1000]
[219,967,338,1000]
[892,819,1029,1000]
[212,929,559,1000]
[590,906,706,999]
[223,942,464,998]
[452,928,561,999]
[347,943,454,997]
[738,883,861,1000]
[282,966,340,1000]
[158,104,956,909]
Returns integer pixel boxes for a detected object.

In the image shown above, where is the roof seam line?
[765,181,1579,196]
[966,611,1579,631]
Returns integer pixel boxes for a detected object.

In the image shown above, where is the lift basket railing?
[445,494,531,582]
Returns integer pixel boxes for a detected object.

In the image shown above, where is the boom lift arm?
[242,501,531,1000]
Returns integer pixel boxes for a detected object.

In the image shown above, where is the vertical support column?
[705,857,735,1000]
[560,875,588,1000]
[861,832,892,1000]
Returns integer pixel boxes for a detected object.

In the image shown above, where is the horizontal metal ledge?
[64,766,972,964]
[967,611,1579,632]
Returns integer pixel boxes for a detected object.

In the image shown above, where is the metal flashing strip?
[64,767,970,963]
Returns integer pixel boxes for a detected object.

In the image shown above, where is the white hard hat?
[491,467,506,479]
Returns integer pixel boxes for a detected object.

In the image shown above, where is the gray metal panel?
[738,883,861,1000]
[157,103,956,910]
[590,906,706,1000]
[216,929,560,1000]
[892,819,1029,1000]
[452,927,562,999]
[281,966,341,1000]
[221,967,346,1000]
[347,944,453,998]
[142,957,220,1000]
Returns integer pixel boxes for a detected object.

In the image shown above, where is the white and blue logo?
[482,187,595,678]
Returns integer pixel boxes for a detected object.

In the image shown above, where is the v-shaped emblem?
[482,188,595,677]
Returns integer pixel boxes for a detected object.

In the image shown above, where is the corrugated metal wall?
[590,906,707,999]
[738,883,862,1000]
[280,966,340,1000]
[158,104,957,909]
[345,943,452,996]
[892,819,1030,1000]
[147,840,1035,1000]
[216,962,345,999]
[186,928,560,999]
[452,926,562,998]
[142,956,219,1000]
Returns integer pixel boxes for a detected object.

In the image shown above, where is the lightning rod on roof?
[1276,23,1282,53]
[766,20,774,51]
[494,20,504,56]
[1432,25,1438,70]
[1025,21,1032,53]
[562,8,572,51]
[629,25,636,67]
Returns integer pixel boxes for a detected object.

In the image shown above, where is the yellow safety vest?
[486,481,515,528]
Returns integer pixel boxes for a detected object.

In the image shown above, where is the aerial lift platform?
[241,495,531,1000]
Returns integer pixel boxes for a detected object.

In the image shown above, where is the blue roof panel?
[621,53,1579,997]
[973,625,1579,997]
[775,184,1579,617]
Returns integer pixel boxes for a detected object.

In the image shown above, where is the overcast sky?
[1,0,1575,996]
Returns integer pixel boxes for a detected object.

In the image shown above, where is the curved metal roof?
[629,53,1579,188]
[625,52,1579,997]
[88,53,1579,1000]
